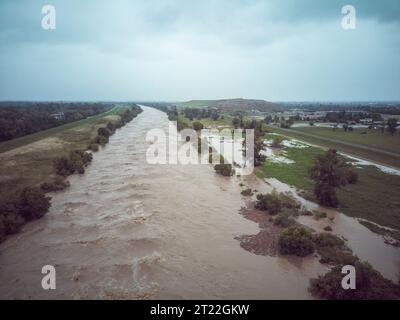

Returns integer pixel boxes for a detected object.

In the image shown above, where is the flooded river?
[0,107,326,299]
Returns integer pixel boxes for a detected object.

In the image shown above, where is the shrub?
[97,127,111,138]
[53,150,92,176]
[278,226,315,257]
[313,233,344,247]
[106,121,115,132]
[53,156,74,176]
[280,192,301,210]
[241,188,253,196]
[17,187,51,221]
[94,134,109,146]
[309,261,400,299]
[0,201,25,236]
[274,211,296,228]
[312,233,356,265]
[192,121,204,131]
[255,190,282,214]
[41,176,70,193]
[314,182,338,207]
[89,143,100,152]
[214,164,234,176]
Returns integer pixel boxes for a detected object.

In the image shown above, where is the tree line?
[0,102,114,142]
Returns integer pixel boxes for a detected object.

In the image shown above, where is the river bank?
[0,107,326,299]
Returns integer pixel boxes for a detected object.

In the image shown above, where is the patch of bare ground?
[235,204,283,256]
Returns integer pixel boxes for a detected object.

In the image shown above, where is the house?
[51,112,65,120]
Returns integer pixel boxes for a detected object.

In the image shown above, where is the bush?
[0,201,25,236]
[192,121,204,131]
[314,182,338,207]
[309,261,400,299]
[94,134,109,146]
[312,233,357,265]
[280,192,301,210]
[313,233,344,247]
[41,176,70,192]
[17,187,51,221]
[97,127,111,138]
[89,143,100,152]
[278,226,315,257]
[255,190,282,214]
[53,150,92,176]
[274,211,296,228]
[214,164,234,176]
[53,156,75,176]
[241,188,253,196]
[106,121,115,132]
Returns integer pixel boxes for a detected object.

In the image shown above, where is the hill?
[178,98,284,113]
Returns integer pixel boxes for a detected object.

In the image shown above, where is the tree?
[214,164,234,176]
[98,127,111,138]
[387,118,398,136]
[255,190,282,214]
[232,117,241,129]
[17,187,51,221]
[310,149,356,207]
[192,121,204,131]
[278,226,315,257]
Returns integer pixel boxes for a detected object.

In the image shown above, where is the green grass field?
[293,126,400,154]
[256,134,400,231]
[266,125,400,168]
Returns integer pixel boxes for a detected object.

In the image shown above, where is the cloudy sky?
[0,0,399,101]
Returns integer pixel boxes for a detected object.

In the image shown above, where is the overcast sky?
[0,0,399,102]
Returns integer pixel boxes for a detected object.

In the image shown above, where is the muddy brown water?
[2,107,399,299]
[0,107,329,299]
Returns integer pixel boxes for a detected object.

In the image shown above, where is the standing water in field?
[0,107,326,299]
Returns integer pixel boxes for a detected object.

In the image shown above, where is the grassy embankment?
[0,105,134,201]
[268,125,400,168]
[294,126,400,154]
[256,132,400,234]
[0,106,123,154]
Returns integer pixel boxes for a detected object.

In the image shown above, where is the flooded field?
[0,107,327,299]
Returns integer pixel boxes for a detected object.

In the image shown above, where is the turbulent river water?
[0,106,398,299]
